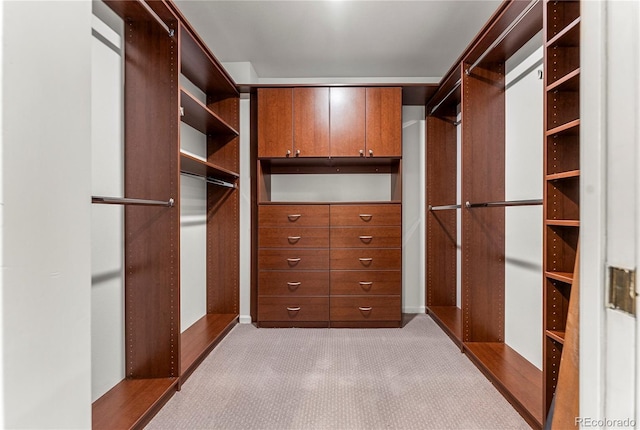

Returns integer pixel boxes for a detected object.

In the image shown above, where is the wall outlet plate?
[608,266,636,316]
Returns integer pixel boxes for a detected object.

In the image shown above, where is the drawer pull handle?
[359,306,372,312]
[359,281,373,286]
[359,235,373,241]
[288,214,301,221]
[287,306,301,312]
[287,236,301,243]
[359,214,373,221]
[287,282,301,287]
[359,258,373,262]
[287,258,301,264]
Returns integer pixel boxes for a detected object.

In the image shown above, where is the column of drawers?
[257,205,330,326]
[330,204,402,327]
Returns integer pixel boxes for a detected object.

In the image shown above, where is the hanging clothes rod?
[137,0,175,37]
[429,204,462,211]
[92,196,175,207]
[465,0,540,75]
[465,199,542,208]
[429,80,462,115]
[181,171,237,189]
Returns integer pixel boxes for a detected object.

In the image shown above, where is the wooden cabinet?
[293,88,330,157]
[329,203,402,327]
[256,203,401,327]
[257,88,292,158]
[258,204,330,326]
[330,87,365,156]
[257,86,402,158]
[542,0,581,422]
[365,87,402,157]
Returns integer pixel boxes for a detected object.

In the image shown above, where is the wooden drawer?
[330,204,400,227]
[330,271,401,295]
[259,271,329,296]
[259,227,329,248]
[259,297,329,322]
[330,248,401,270]
[259,205,329,227]
[259,249,329,270]
[330,226,401,248]
[330,296,401,321]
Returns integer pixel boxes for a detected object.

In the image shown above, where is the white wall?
[270,174,392,202]
[504,45,544,369]
[0,0,4,424]
[90,12,125,402]
[239,95,252,323]
[2,1,92,428]
[402,106,426,313]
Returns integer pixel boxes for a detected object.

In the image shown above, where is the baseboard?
[239,315,253,324]
[403,306,426,314]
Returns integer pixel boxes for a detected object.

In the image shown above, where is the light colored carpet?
[146,314,530,430]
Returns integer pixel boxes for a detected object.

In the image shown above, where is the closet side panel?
[124,20,179,378]
[462,63,506,343]
[426,116,457,306]
[207,186,240,314]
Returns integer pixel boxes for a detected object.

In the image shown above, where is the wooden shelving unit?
[92,1,240,428]
[543,0,581,423]
[426,1,546,428]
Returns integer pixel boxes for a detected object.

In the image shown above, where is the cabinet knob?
[358,306,372,312]
[359,149,364,157]
[287,282,301,288]
[359,214,373,221]
[287,214,301,221]
[287,306,301,312]
[287,236,301,243]
[287,258,301,264]
[286,149,291,156]
[359,258,373,263]
[359,235,373,242]
[296,149,301,156]
[359,281,373,286]
[369,149,373,156]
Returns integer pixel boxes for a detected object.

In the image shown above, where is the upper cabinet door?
[330,87,366,157]
[366,87,402,157]
[258,88,293,158]
[293,88,330,157]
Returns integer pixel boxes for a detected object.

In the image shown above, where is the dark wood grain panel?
[330,226,401,248]
[207,187,239,314]
[365,87,402,157]
[180,314,237,381]
[464,342,543,429]
[259,227,329,248]
[92,378,177,430]
[426,115,458,308]
[259,249,330,270]
[330,296,401,321]
[294,87,330,157]
[124,18,179,379]
[258,297,329,322]
[330,270,401,295]
[330,87,365,156]
[259,271,330,296]
[257,88,293,158]
[461,63,505,343]
[330,204,401,226]
[259,204,330,227]
[330,248,401,271]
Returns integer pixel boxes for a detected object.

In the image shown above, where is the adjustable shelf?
[180,152,239,181]
[546,220,580,227]
[545,330,566,345]
[180,88,239,136]
[546,68,579,92]
[546,17,580,49]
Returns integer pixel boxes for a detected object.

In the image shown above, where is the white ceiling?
[174,0,503,82]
